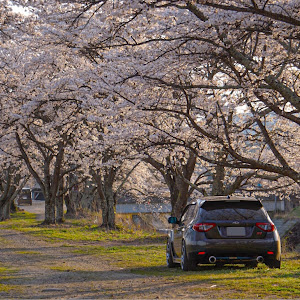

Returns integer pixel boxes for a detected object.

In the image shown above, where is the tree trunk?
[65,194,77,217]
[99,189,116,229]
[10,200,17,213]
[0,166,21,221]
[89,192,100,212]
[166,175,188,219]
[169,184,180,217]
[212,164,225,196]
[56,180,64,223]
[0,199,11,221]
[44,200,56,224]
[167,152,197,218]
[92,168,116,229]
[144,152,197,219]
[44,188,56,224]
[93,172,108,225]
[65,185,89,217]
[56,194,64,223]
[104,187,116,229]
[99,191,109,226]
[172,177,190,218]
[65,173,83,217]
[16,132,66,225]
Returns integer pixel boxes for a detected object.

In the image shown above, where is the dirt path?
[0,227,215,299]
[3,203,211,299]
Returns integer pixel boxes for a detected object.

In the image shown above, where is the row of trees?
[0,0,299,227]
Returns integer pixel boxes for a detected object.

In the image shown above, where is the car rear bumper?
[187,238,281,263]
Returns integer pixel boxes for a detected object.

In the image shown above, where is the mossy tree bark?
[92,167,117,229]
[0,166,27,221]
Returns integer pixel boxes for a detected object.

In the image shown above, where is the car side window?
[180,204,196,225]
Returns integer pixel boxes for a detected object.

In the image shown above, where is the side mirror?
[168,216,178,224]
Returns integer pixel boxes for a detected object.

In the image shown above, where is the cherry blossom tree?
[0,19,92,224]
[70,0,299,187]
[1,0,299,224]
[37,0,297,215]
[0,3,32,221]
[1,1,147,227]
[73,93,145,227]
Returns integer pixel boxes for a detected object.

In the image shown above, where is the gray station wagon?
[167,196,281,271]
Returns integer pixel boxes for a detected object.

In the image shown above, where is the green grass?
[1,211,163,243]
[135,253,300,299]
[3,211,39,227]
[73,244,166,268]
[0,266,10,274]
[75,244,299,299]
[14,251,41,255]
[0,283,14,293]
[72,243,300,298]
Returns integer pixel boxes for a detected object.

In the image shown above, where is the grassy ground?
[1,211,300,299]
[1,211,162,243]
[73,244,300,298]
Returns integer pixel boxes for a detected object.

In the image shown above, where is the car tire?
[166,239,177,268]
[266,259,281,269]
[181,241,196,271]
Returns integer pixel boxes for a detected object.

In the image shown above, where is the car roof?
[196,196,258,202]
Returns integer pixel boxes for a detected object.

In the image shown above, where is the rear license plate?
[227,227,246,236]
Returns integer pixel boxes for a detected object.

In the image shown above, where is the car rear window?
[200,201,266,221]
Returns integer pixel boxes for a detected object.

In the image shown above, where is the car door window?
[180,204,196,225]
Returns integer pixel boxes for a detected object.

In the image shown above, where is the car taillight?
[193,223,216,232]
[256,222,275,232]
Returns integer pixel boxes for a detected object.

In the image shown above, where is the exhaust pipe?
[209,256,217,264]
[256,256,264,263]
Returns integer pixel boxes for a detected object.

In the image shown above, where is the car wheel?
[181,241,196,271]
[166,239,177,268]
[266,259,281,269]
